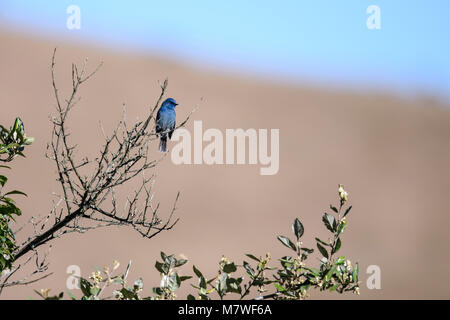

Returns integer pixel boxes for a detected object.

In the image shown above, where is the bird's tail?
[158,136,168,153]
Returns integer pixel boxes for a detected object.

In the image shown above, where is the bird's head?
[161,98,178,109]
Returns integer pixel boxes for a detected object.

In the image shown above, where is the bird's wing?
[169,119,176,139]
[155,109,162,133]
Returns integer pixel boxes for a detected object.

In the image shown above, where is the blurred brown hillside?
[1,29,450,299]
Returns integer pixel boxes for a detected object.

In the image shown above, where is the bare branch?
[4,49,193,293]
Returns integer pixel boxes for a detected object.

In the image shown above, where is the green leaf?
[192,266,207,290]
[343,205,352,217]
[65,291,77,300]
[33,290,44,299]
[155,261,168,274]
[315,237,330,247]
[332,238,342,255]
[23,137,34,145]
[180,275,192,282]
[160,252,168,263]
[273,283,286,292]
[166,254,177,268]
[304,267,321,277]
[0,203,21,217]
[90,286,100,296]
[79,278,92,298]
[1,197,15,204]
[193,265,203,278]
[216,273,228,297]
[243,261,255,277]
[337,220,347,236]
[280,256,294,267]
[120,288,137,300]
[226,277,242,294]
[353,262,359,282]
[167,273,181,291]
[322,213,336,232]
[199,292,210,300]
[152,287,163,296]
[277,235,297,252]
[199,276,206,290]
[0,175,7,187]
[325,266,336,282]
[223,262,237,274]
[330,283,340,292]
[175,259,188,267]
[330,205,338,213]
[300,247,314,261]
[292,218,304,239]
[5,143,19,150]
[316,243,329,259]
[13,118,23,134]
[335,256,346,265]
[4,190,27,197]
[300,283,311,293]
[187,294,196,300]
[245,254,260,262]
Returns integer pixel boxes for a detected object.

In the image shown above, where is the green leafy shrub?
[39,184,360,300]
[0,118,34,162]
[0,118,33,272]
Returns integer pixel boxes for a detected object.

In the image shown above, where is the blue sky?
[0,0,449,98]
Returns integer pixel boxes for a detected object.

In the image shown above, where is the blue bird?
[156,98,178,153]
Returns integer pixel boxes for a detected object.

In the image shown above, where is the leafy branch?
[38,185,360,300]
[0,118,33,274]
